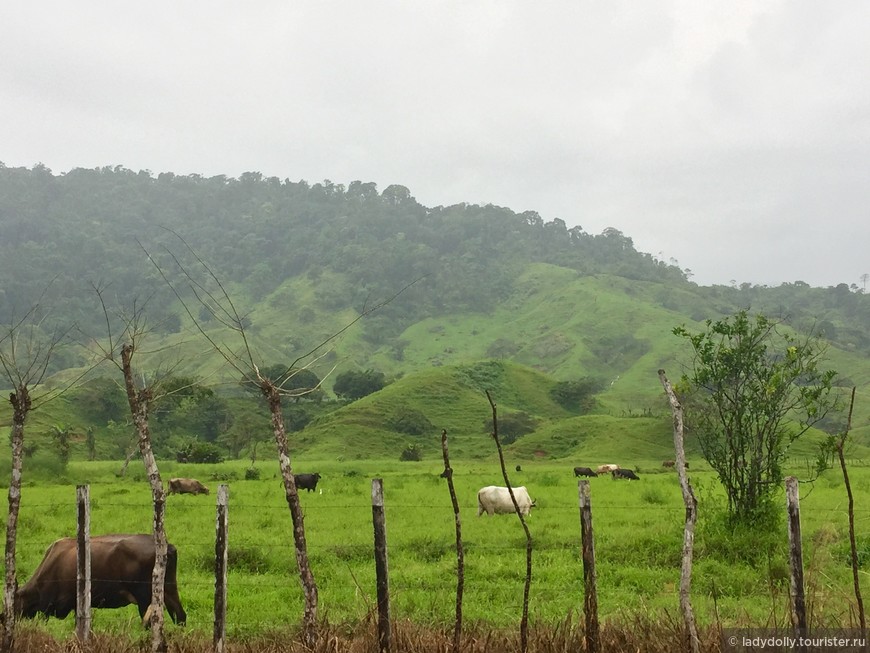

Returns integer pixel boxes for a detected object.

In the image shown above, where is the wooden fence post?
[213,484,229,653]
[76,484,91,643]
[786,476,807,635]
[439,429,464,653]
[372,478,391,653]
[578,480,599,653]
[658,369,700,653]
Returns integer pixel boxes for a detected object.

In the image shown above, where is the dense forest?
[0,164,685,331]
[2,162,868,354]
[2,162,869,463]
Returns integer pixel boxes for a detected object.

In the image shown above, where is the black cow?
[15,534,186,625]
[573,466,598,478]
[294,472,322,492]
[612,468,640,481]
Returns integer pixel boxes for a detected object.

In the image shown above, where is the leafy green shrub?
[549,377,601,412]
[483,411,538,445]
[387,407,434,435]
[176,440,225,464]
[399,444,422,461]
[697,506,785,565]
[333,368,386,400]
[456,361,505,392]
[244,467,261,480]
[26,452,68,482]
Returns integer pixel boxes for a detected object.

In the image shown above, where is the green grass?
[8,458,870,640]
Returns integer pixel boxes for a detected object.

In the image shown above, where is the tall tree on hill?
[333,368,386,400]
[674,310,838,522]
[0,302,73,652]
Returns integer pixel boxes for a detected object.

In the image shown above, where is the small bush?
[698,506,785,565]
[244,467,261,480]
[176,440,225,464]
[387,407,434,435]
[400,444,422,461]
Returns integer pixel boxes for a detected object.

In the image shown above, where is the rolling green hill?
[1,164,869,468]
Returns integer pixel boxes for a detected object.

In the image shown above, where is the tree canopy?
[674,310,838,521]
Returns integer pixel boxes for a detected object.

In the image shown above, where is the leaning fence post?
[76,484,91,643]
[213,484,229,653]
[786,476,807,635]
[578,480,599,653]
[372,478,391,653]
[439,429,464,653]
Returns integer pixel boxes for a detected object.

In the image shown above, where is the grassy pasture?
[9,457,870,641]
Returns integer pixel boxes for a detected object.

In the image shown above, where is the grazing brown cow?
[15,534,186,625]
[167,477,209,495]
[662,460,675,468]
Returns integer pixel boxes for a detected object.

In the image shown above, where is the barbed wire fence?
[8,475,860,651]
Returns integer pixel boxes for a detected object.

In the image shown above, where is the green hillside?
[1,164,869,468]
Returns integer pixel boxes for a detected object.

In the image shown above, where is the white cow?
[596,464,619,474]
[477,486,536,517]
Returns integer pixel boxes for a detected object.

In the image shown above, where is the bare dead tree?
[90,289,172,653]
[0,304,74,653]
[485,391,532,653]
[144,233,416,647]
[439,429,464,652]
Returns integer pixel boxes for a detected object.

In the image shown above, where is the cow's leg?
[164,588,187,625]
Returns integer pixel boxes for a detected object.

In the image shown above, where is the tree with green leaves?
[49,424,73,467]
[333,368,385,400]
[674,310,837,521]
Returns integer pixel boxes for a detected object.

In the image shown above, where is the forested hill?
[1,163,869,362]
[0,164,684,325]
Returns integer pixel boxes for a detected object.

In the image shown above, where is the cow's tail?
[477,491,484,517]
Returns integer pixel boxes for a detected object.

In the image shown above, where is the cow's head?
[12,586,40,620]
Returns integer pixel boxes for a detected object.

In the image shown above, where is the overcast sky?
[2,2,868,288]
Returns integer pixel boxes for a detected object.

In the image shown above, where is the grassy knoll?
[8,457,870,643]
